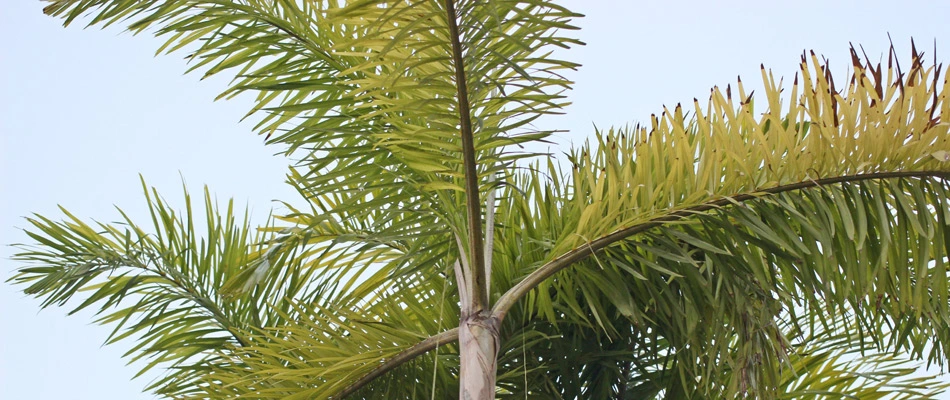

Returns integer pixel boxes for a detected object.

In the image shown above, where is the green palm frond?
[9,178,320,398]
[778,324,949,400]
[42,0,580,215]
[510,174,950,397]
[484,45,950,397]
[196,268,461,399]
[487,306,950,399]
[497,43,949,335]
[8,177,464,399]
[559,48,948,257]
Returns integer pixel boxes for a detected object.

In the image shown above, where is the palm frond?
[42,0,580,230]
[485,44,950,397]
[510,174,950,397]
[195,268,461,399]
[558,46,948,257]
[9,178,321,398]
[495,42,949,328]
[779,325,949,400]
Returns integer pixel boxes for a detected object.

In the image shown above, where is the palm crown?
[10,1,950,399]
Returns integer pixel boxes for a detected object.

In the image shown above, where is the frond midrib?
[492,170,950,318]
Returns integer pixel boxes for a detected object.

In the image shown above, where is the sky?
[2,1,950,398]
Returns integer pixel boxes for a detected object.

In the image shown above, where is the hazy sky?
[3,1,950,398]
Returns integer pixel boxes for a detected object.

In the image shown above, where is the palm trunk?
[459,310,500,400]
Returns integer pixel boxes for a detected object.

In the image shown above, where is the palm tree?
[10,0,950,398]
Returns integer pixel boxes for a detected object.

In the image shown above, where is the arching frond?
[484,45,950,398]
[495,43,950,323]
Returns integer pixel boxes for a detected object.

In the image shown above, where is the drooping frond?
[495,43,950,316]
[577,178,950,397]
[485,44,950,397]
[476,173,950,399]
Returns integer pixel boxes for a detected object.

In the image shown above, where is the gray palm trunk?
[459,311,501,400]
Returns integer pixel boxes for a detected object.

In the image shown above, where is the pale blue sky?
[2,1,950,398]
